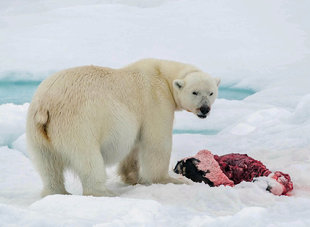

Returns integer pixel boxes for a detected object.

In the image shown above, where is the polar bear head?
[173,72,220,118]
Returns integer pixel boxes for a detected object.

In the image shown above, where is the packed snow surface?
[1,0,310,226]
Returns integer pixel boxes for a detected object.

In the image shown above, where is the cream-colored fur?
[26,58,220,197]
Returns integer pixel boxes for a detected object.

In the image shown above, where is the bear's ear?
[214,77,221,87]
[173,79,185,90]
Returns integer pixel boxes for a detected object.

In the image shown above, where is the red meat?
[270,171,294,196]
[213,153,271,184]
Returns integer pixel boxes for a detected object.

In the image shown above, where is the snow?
[0,103,28,146]
[0,0,310,226]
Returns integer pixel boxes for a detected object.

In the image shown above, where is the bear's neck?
[124,58,200,110]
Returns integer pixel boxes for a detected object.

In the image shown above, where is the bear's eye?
[192,91,198,96]
[210,92,213,96]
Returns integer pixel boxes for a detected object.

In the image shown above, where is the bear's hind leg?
[70,147,115,197]
[30,145,69,197]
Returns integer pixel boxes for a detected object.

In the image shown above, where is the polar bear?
[26,58,220,197]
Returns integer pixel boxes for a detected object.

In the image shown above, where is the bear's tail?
[34,108,50,141]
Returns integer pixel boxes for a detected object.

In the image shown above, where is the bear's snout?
[200,106,210,115]
[197,105,210,118]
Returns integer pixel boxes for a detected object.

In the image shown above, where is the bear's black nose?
[200,106,210,115]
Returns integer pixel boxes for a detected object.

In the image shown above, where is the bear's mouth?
[196,105,210,119]
[197,114,207,119]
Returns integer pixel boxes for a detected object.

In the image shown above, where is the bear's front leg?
[137,124,187,185]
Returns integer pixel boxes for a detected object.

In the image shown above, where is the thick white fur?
[26,59,220,197]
